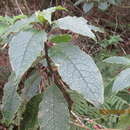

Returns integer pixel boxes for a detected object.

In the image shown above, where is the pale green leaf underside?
[2,74,21,125]
[22,72,41,102]
[38,85,70,130]
[9,30,47,79]
[55,16,96,39]
[113,68,130,92]
[49,43,104,106]
[98,2,109,10]
[83,3,94,13]
[104,56,130,65]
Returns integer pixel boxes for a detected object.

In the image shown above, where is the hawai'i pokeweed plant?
[0,6,104,130]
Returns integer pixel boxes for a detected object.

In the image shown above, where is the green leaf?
[9,30,47,79]
[20,94,43,130]
[0,16,6,22]
[103,56,130,65]
[55,6,67,11]
[99,35,122,48]
[117,113,130,129]
[36,11,47,23]
[0,16,13,25]
[2,74,21,125]
[21,72,41,102]
[49,34,72,43]
[12,15,27,23]
[0,15,27,25]
[109,35,123,43]
[0,23,9,35]
[112,68,130,92]
[0,23,9,45]
[38,85,70,130]
[55,16,100,40]
[49,43,104,106]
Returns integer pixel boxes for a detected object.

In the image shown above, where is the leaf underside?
[49,43,104,106]
[22,72,42,102]
[38,85,70,130]
[9,30,47,79]
[113,68,130,92]
[104,56,130,65]
[2,74,21,125]
[55,16,96,40]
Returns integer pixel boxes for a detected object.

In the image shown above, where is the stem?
[44,42,53,85]
[44,42,53,74]
[54,73,73,110]
[44,42,73,110]
[71,111,90,130]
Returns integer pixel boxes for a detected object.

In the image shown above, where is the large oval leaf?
[55,16,98,40]
[112,68,130,92]
[103,56,130,65]
[2,74,21,125]
[38,85,70,130]
[49,43,104,106]
[9,30,47,79]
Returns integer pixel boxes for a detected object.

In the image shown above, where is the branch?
[71,111,90,130]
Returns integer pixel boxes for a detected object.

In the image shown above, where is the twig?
[23,0,31,14]
[71,111,90,130]
[118,5,130,8]
[119,44,127,55]
[15,0,23,15]
[1,43,8,50]
[114,14,118,33]
[54,76,73,110]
